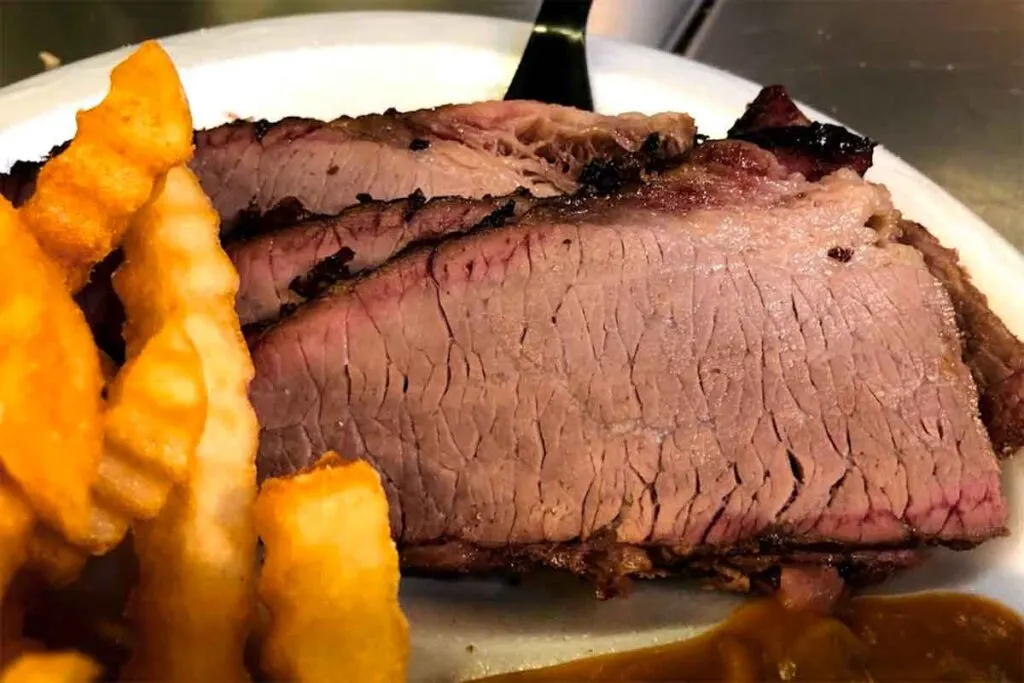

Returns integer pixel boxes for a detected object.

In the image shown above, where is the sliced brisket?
[229,129,679,328]
[249,140,1007,588]
[4,87,1019,596]
[229,193,536,327]
[194,101,695,232]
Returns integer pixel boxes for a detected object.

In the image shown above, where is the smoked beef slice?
[227,127,682,328]
[193,100,694,232]
[229,192,536,327]
[249,141,1008,588]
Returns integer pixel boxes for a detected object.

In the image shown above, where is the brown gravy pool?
[478,593,1024,682]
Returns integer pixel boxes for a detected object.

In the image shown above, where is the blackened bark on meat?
[356,193,373,204]
[982,371,1024,456]
[727,86,875,181]
[74,251,127,363]
[229,197,325,243]
[251,118,274,141]
[577,133,675,196]
[399,540,922,600]
[409,138,430,151]
[475,200,518,229]
[730,122,875,181]
[0,140,74,205]
[289,247,356,300]
[728,84,812,136]
[0,160,42,207]
[402,188,427,221]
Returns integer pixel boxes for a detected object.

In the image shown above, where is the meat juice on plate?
[476,594,1024,682]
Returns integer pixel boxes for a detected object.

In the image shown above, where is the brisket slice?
[193,100,695,233]
[249,140,1006,590]
[230,192,536,328]
[226,87,871,333]
[230,129,678,329]
[730,86,1024,456]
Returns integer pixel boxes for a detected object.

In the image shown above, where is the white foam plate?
[1,12,1020,682]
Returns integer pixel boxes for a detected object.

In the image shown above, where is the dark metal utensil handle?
[504,0,595,111]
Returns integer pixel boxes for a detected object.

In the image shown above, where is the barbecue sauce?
[478,593,1024,682]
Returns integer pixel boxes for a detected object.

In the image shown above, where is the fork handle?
[504,0,594,111]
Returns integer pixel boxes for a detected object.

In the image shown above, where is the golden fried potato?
[256,454,409,683]
[28,307,207,566]
[3,42,198,566]
[18,41,192,291]
[119,167,259,683]
[99,319,206,517]
[0,652,100,683]
[0,197,103,543]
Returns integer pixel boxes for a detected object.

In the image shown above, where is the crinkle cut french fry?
[0,652,100,683]
[34,316,207,563]
[256,454,410,683]
[97,319,206,518]
[0,197,103,543]
[120,166,259,683]
[18,41,192,291]
[0,43,198,570]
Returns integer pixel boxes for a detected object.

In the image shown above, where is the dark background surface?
[0,0,1021,248]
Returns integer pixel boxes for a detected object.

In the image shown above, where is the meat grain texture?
[250,142,1007,585]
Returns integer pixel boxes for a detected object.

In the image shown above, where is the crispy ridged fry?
[0,652,100,683]
[96,319,206,519]
[38,319,208,560]
[7,42,205,566]
[18,41,192,291]
[0,198,103,543]
[28,301,208,571]
[256,454,410,683]
[120,166,258,682]
[0,41,199,570]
